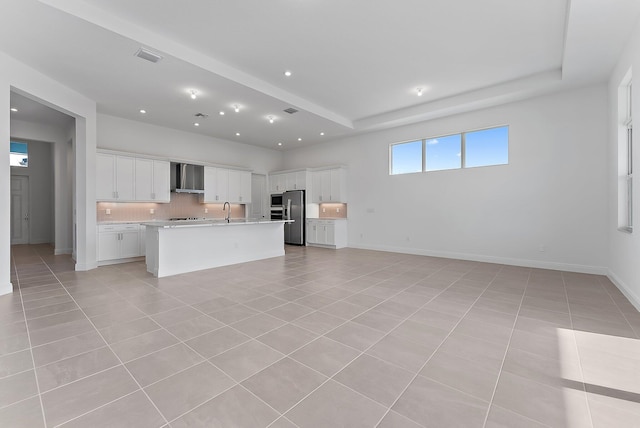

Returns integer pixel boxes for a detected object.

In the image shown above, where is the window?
[390,125,508,175]
[426,134,461,171]
[465,126,509,168]
[619,71,633,232]
[10,141,28,167]
[390,140,422,175]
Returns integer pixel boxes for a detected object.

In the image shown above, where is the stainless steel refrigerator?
[283,190,305,245]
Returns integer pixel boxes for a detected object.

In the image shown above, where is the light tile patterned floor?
[1,244,639,427]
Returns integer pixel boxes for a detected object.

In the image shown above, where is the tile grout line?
[137,255,435,425]
[38,256,172,428]
[372,266,506,427]
[479,268,531,428]
[561,272,595,428]
[13,250,49,428]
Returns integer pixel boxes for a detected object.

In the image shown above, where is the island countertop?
[144,219,290,277]
[142,219,293,228]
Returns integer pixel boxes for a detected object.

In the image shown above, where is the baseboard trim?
[347,243,608,275]
[75,262,98,271]
[607,270,640,312]
[54,248,73,255]
[0,282,13,296]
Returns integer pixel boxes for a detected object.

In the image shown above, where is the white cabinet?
[269,170,309,193]
[269,174,286,193]
[310,167,347,203]
[98,153,169,202]
[306,219,347,249]
[97,224,142,262]
[204,167,229,203]
[204,167,251,203]
[228,170,251,203]
[134,159,171,202]
[152,160,171,202]
[96,153,135,201]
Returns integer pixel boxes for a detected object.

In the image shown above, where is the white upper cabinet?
[152,160,171,202]
[134,158,153,201]
[204,167,229,203]
[269,170,309,193]
[310,167,347,203]
[135,158,170,202]
[98,153,170,202]
[269,174,285,193]
[96,153,116,200]
[204,167,251,204]
[227,170,252,203]
[96,153,135,201]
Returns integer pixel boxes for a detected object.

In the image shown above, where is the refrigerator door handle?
[286,199,292,221]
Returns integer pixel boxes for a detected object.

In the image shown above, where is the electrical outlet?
[336,208,340,213]
[105,209,111,215]
[322,208,326,213]
[149,209,154,214]
[204,208,209,214]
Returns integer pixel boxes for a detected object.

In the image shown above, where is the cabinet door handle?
[239,196,242,202]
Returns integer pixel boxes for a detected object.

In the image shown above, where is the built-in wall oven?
[270,193,283,220]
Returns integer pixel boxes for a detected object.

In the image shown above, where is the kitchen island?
[143,219,291,278]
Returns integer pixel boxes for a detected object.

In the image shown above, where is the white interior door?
[11,176,29,245]
[251,174,267,219]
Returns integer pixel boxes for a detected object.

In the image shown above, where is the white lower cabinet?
[306,219,347,249]
[97,224,144,262]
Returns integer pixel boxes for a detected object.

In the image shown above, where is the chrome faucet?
[223,201,231,223]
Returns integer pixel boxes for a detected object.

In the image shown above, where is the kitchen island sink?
[142,219,292,278]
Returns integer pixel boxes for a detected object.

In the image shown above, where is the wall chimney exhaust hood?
[171,162,204,194]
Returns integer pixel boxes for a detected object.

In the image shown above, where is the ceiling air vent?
[134,47,163,63]
[283,107,298,114]
[194,113,209,118]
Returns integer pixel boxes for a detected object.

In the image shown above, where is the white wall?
[10,139,53,244]
[608,18,640,309]
[284,85,609,273]
[97,114,284,174]
[0,51,97,295]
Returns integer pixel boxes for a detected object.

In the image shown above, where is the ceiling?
[1,0,639,150]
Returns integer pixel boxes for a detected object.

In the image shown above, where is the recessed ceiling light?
[235,132,240,136]
[10,107,17,112]
[268,116,274,124]
[139,109,146,114]
[320,132,325,136]
[417,87,423,97]
[284,70,292,77]
[278,142,283,146]
[189,89,198,100]
[194,122,200,127]
[219,111,225,116]
[233,104,240,113]
[298,138,302,141]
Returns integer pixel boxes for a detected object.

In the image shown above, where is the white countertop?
[142,219,293,228]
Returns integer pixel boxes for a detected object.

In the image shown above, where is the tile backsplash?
[318,203,348,219]
[97,193,245,222]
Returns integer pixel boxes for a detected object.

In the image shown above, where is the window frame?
[389,125,509,176]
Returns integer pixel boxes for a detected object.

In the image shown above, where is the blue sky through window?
[426,134,461,171]
[10,141,28,167]
[391,140,422,174]
[465,126,508,168]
